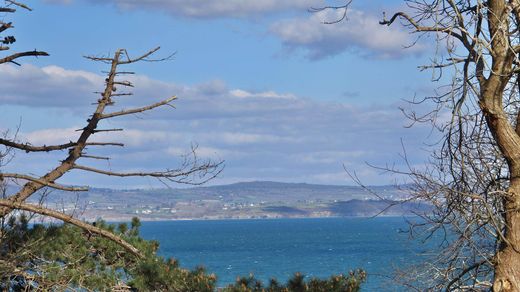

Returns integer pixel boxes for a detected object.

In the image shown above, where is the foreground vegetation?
[0,216,365,291]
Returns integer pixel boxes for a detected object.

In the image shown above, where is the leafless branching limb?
[0,46,223,260]
[0,50,48,65]
[309,0,352,24]
[0,138,76,152]
[0,173,88,192]
[5,0,31,11]
[321,0,520,289]
[99,96,177,119]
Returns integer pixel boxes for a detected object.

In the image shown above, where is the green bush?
[0,216,364,291]
[0,216,216,291]
[223,270,366,292]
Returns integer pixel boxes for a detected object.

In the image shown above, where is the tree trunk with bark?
[494,178,520,291]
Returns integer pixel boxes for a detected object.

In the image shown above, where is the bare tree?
[0,2,222,258]
[318,1,520,291]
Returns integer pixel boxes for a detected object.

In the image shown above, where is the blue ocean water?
[140,217,430,290]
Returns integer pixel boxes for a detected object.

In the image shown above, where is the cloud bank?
[1,64,429,187]
[81,0,319,18]
[43,1,423,60]
[271,9,425,60]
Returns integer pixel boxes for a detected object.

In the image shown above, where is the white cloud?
[24,127,79,145]
[271,9,425,60]
[167,146,227,159]
[42,1,423,61]
[230,89,296,99]
[307,171,353,185]
[219,132,300,145]
[1,64,432,187]
[0,64,102,108]
[85,0,320,18]
[297,150,370,164]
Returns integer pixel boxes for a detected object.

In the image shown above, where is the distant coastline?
[24,181,428,223]
[96,214,421,223]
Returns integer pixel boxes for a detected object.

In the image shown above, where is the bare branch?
[100,96,177,119]
[5,0,31,11]
[91,128,123,133]
[80,154,110,161]
[113,81,133,87]
[0,138,76,152]
[85,142,124,147]
[119,47,175,64]
[0,7,15,12]
[84,47,173,65]
[0,173,88,192]
[379,12,467,46]
[0,50,49,65]
[0,22,12,33]
[309,0,352,24]
[72,159,224,185]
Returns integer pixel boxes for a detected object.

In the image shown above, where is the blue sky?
[0,0,442,188]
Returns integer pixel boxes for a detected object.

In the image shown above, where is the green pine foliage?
[0,215,364,291]
[0,215,216,291]
[223,270,366,292]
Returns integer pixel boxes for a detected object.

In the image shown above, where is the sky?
[0,0,444,188]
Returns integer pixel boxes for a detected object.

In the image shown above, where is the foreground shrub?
[0,216,364,291]
[0,216,216,291]
[223,270,366,292]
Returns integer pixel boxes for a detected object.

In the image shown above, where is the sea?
[140,217,436,291]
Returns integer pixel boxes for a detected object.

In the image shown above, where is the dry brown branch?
[80,154,110,161]
[0,173,88,192]
[100,96,177,119]
[86,142,125,147]
[0,22,12,33]
[91,128,124,133]
[84,47,173,65]
[72,158,224,185]
[0,50,48,65]
[5,0,31,11]
[309,0,352,24]
[0,139,125,153]
[0,138,76,152]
